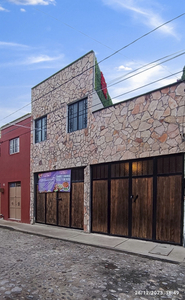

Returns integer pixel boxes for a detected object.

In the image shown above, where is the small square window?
[68,98,87,133]
[35,116,47,143]
[10,137,19,154]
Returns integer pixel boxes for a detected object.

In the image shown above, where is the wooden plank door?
[110,179,129,236]
[15,185,21,220]
[36,187,46,223]
[132,177,153,239]
[156,175,182,244]
[71,182,84,229]
[46,192,57,225]
[9,185,16,219]
[58,192,70,227]
[92,180,108,233]
[9,183,21,220]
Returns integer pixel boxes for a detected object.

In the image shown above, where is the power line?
[0,49,184,133]
[0,47,183,127]
[34,7,180,82]
[1,12,184,124]
[112,70,182,100]
[2,48,184,131]
[1,70,183,143]
[108,49,185,85]
[31,10,185,103]
[108,51,185,88]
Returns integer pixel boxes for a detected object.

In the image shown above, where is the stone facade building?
[31,50,185,246]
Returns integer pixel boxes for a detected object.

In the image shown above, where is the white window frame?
[10,137,19,155]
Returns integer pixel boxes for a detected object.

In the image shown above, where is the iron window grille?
[10,137,19,154]
[35,116,47,143]
[68,98,87,133]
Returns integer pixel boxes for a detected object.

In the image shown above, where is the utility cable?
[0,69,183,143]
[1,11,184,125]
[1,49,184,134]
[112,70,182,100]
[1,46,184,127]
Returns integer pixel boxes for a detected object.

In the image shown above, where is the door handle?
[134,195,138,203]
[130,195,133,200]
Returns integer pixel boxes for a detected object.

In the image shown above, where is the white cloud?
[102,0,177,38]
[20,8,26,12]
[0,41,29,48]
[117,65,132,71]
[23,54,64,65]
[0,6,9,12]
[7,0,55,5]
[106,61,178,103]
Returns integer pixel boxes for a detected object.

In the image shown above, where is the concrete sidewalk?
[0,219,185,264]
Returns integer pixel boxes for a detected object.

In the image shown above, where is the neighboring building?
[0,114,31,223]
[31,50,185,246]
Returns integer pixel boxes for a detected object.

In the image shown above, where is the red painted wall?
[0,115,31,223]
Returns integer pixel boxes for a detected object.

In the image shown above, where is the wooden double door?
[36,168,84,229]
[92,154,183,245]
[9,182,21,220]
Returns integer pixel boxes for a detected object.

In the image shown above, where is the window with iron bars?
[35,116,47,143]
[68,98,87,133]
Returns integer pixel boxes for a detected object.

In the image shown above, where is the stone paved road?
[0,228,184,300]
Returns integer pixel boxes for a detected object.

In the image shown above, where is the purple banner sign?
[38,172,56,193]
[38,170,71,193]
[55,170,71,192]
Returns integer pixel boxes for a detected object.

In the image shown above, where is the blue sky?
[0,0,185,127]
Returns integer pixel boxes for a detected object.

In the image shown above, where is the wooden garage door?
[58,192,70,227]
[36,167,84,229]
[156,175,182,244]
[110,179,129,236]
[71,182,84,229]
[132,177,153,240]
[36,187,45,223]
[92,180,108,233]
[46,192,57,225]
[156,155,183,244]
[91,155,183,245]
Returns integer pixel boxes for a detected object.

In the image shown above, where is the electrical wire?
[1,47,184,129]
[112,70,182,100]
[0,69,183,144]
[0,12,184,125]
[1,49,184,135]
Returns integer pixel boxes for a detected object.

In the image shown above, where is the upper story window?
[10,137,19,155]
[35,116,47,143]
[68,98,87,133]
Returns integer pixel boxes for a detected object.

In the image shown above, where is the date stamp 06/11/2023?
[134,290,180,296]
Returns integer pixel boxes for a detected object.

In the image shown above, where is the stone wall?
[89,81,185,164]
[31,50,185,230]
[30,51,95,224]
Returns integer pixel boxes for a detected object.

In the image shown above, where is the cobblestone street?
[0,228,184,300]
